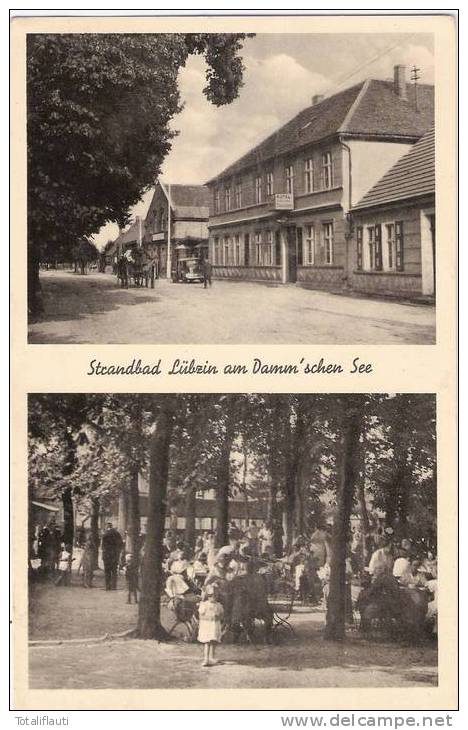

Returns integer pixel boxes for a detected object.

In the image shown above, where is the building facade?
[206,67,434,293]
[143,181,211,276]
[350,128,435,298]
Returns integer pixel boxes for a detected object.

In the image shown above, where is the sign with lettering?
[274,193,294,210]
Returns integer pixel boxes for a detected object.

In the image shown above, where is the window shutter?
[356,226,363,270]
[275,231,281,266]
[244,234,250,267]
[395,221,404,271]
[375,223,383,271]
[296,227,303,266]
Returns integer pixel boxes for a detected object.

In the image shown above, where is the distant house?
[110,218,145,261]
[350,128,435,298]
[206,66,434,292]
[143,180,211,276]
[107,476,267,536]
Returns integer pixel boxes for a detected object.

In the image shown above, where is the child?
[125,553,139,604]
[198,584,224,667]
[55,544,73,586]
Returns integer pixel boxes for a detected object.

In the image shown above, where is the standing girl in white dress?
[198,584,224,667]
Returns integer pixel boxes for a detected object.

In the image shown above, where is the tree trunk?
[62,486,74,548]
[28,238,42,317]
[90,496,100,570]
[184,486,197,552]
[137,397,175,639]
[241,447,250,523]
[324,398,363,641]
[356,444,371,565]
[215,421,235,549]
[127,468,141,556]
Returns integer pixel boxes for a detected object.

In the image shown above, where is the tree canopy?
[27,32,251,310]
[28,393,437,639]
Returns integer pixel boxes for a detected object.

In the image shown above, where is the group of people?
[32,516,438,644]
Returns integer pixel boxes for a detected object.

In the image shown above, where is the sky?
[92,32,434,249]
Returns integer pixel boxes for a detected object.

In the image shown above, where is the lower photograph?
[27,392,437,690]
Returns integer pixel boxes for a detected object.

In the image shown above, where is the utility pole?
[166,183,172,279]
[410,65,420,112]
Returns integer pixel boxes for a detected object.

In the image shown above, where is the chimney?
[312,94,324,106]
[394,65,407,99]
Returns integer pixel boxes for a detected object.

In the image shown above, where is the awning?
[31,501,59,512]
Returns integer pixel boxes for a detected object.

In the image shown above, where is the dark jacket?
[101,528,123,563]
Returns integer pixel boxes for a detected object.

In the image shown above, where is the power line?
[322,42,402,97]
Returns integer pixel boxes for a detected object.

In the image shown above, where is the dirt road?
[28,271,436,345]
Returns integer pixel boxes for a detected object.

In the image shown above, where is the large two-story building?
[206,66,434,291]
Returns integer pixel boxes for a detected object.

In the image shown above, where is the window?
[395,221,404,271]
[264,230,273,265]
[286,165,294,194]
[322,222,334,264]
[304,158,314,193]
[213,236,221,265]
[322,151,333,189]
[224,235,231,265]
[254,231,274,266]
[235,182,242,209]
[367,226,375,270]
[254,231,262,265]
[303,225,315,265]
[255,175,263,204]
[385,223,396,270]
[244,233,250,267]
[357,221,402,272]
[234,234,242,265]
[214,190,220,214]
[224,187,231,211]
[266,171,274,197]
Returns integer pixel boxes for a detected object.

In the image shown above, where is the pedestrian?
[124,553,139,604]
[198,584,224,667]
[101,522,124,591]
[80,537,95,588]
[54,544,73,586]
[202,257,212,289]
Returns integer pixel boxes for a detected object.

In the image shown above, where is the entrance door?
[420,210,435,296]
[286,225,297,283]
[429,214,436,296]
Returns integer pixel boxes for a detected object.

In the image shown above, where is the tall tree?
[137,395,177,639]
[27,33,251,314]
[325,395,364,641]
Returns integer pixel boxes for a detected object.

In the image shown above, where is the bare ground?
[28,271,436,345]
[28,572,437,690]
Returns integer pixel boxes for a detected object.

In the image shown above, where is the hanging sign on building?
[274,193,294,210]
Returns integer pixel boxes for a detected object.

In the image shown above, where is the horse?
[142,259,159,288]
[116,257,129,288]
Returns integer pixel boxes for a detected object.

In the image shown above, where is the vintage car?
[172,257,204,283]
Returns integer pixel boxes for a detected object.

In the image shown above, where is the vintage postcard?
[10,12,457,713]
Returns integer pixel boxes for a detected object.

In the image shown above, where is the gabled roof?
[353,128,435,211]
[207,78,434,184]
[112,219,142,248]
[168,184,211,210]
[145,182,210,223]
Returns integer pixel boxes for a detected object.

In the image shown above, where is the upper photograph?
[27,32,436,344]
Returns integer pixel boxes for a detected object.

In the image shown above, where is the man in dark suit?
[202,257,212,289]
[101,522,124,590]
